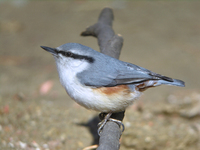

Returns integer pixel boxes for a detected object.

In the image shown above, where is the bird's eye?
[64,52,73,57]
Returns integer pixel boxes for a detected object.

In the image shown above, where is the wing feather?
[77,58,173,87]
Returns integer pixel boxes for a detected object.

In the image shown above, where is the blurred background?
[0,1,200,150]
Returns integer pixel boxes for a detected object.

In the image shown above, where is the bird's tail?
[154,78,185,87]
[136,77,185,92]
[147,71,185,87]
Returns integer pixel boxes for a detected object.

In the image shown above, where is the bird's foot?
[97,112,125,136]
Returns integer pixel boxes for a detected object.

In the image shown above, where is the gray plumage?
[54,43,184,88]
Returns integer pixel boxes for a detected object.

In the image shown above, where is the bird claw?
[97,113,125,136]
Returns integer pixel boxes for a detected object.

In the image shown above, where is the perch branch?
[81,7,124,150]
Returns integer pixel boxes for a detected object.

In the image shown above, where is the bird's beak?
[40,46,57,55]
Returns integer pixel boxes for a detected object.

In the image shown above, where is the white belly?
[56,62,141,112]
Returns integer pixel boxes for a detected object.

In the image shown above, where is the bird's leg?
[98,112,112,135]
[97,112,125,135]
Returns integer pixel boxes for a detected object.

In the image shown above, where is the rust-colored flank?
[95,85,131,95]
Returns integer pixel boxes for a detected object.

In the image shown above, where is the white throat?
[55,59,93,105]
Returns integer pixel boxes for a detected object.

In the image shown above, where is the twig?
[81,7,124,150]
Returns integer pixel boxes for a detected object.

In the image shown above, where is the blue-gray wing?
[77,57,174,87]
[114,62,174,85]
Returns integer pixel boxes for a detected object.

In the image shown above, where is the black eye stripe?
[55,50,72,56]
[56,50,94,63]
[72,54,95,63]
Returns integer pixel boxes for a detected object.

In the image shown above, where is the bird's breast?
[57,64,141,112]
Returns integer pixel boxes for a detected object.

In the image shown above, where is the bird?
[41,43,185,134]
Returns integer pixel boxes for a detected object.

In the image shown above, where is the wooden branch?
[81,7,123,59]
[81,8,124,150]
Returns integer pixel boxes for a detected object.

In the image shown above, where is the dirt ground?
[0,1,200,150]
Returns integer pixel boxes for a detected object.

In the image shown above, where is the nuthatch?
[41,43,185,134]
